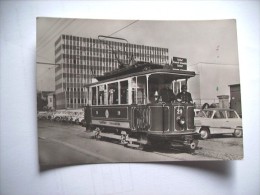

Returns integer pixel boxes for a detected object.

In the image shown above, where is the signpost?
[171,57,187,70]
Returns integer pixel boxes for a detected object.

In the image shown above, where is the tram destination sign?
[171,57,187,70]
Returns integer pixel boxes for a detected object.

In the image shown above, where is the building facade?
[54,34,169,109]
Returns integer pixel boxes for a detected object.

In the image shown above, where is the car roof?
[202,108,236,111]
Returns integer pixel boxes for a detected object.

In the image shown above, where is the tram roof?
[85,62,195,87]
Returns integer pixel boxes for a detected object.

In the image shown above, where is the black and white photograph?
[37,18,243,169]
[1,1,260,195]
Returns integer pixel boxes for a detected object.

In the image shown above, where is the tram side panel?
[87,104,196,133]
[87,105,132,131]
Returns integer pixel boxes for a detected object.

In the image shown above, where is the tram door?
[131,105,150,131]
[131,75,150,131]
[131,104,170,132]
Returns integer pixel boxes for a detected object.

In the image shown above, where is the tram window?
[120,80,128,104]
[131,77,137,104]
[108,82,118,105]
[92,87,97,105]
[173,80,186,94]
[98,85,105,105]
[137,76,147,104]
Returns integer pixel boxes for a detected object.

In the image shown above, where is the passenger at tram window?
[108,88,115,105]
[98,91,104,105]
[150,90,160,104]
[176,85,193,103]
[108,88,118,105]
[159,84,176,103]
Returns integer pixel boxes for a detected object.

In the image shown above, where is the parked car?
[68,111,82,123]
[52,110,67,121]
[37,111,48,120]
[194,108,243,139]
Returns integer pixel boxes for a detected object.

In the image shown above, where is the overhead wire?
[108,20,139,37]
[37,18,62,48]
[37,19,76,53]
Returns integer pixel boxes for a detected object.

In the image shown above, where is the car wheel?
[233,129,243,138]
[200,128,210,140]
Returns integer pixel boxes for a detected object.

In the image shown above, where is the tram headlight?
[177,116,186,126]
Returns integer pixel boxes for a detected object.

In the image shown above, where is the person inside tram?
[159,83,176,103]
[151,90,160,104]
[108,88,116,104]
[176,84,193,103]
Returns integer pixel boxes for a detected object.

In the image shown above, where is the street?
[38,120,243,170]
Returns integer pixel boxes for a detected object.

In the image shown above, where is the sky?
[37,18,240,91]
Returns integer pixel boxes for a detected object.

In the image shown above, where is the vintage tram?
[84,62,200,151]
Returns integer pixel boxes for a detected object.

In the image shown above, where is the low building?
[229,84,242,117]
[37,91,55,111]
[187,62,240,108]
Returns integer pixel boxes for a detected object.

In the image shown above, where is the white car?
[69,111,82,123]
[52,110,67,121]
[194,108,243,139]
[37,111,48,120]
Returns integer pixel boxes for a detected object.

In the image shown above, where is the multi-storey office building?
[54,34,169,109]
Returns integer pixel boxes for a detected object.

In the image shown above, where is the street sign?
[171,57,187,70]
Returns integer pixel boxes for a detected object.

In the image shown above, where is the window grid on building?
[55,34,169,109]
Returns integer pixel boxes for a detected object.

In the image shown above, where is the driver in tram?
[176,85,193,103]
